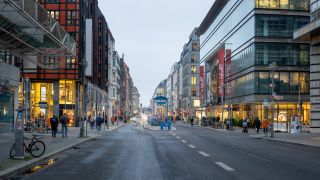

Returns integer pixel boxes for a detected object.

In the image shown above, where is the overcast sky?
[98,0,213,107]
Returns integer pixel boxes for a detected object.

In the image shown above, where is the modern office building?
[179,28,201,120]
[198,0,310,131]
[294,0,320,133]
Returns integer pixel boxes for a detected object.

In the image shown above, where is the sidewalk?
[0,123,125,177]
[250,133,320,148]
[199,125,320,148]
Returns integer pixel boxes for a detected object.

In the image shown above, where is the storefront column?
[53,81,59,118]
[25,78,30,123]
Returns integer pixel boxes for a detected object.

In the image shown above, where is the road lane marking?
[173,133,176,136]
[188,144,196,149]
[181,140,187,143]
[215,162,234,171]
[198,151,210,157]
[176,136,181,139]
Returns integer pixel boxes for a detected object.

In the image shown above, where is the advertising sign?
[225,49,232,96]
[199,65,205,104]
[217,48,224,96]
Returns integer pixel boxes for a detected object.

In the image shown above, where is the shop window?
[193,100,200,107]
[59,80,75,105]
[40,86,46,101]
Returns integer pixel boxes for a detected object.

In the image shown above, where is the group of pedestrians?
[49,113,69,138]
[242,117,271,135]
[88,114,104,131]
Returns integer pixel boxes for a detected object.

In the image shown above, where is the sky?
[98,0,213,107]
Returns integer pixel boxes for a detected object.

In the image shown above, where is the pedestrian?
[262,119,270,135]
[90,115,95,129]
[190,116,194,127]
[96,114,102,131]
[60,113,69,137]
[242,118,248,133]
[50,115,59,138]
[254,117,261,134]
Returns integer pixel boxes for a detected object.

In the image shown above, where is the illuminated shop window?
[59,80,75,104]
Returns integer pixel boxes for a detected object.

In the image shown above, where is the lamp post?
[269,62,278,138]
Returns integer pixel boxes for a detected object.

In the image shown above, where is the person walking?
[254,117,261,134]
[50,115,59,138]
[96,114,102,131]
[262,119,270,136]
[190,116,194,127]
[60,113,69,137]
[90,115,95,129]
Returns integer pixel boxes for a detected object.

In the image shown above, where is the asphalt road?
[17,124,320,180]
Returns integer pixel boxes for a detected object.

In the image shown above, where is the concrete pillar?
[53,81,60,118]
[310,45,320,133]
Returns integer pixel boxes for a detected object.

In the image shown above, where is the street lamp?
[269,62,279,138]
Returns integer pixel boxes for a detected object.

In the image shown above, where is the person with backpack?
[50,115,59,138]
[60,113,69,137]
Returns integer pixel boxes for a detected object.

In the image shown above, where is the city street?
[12,123,320,180]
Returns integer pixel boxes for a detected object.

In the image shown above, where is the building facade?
[198,0,310,132]
[18,0,110,126]
[179,28,201,120]
[294,0,320,133]
[152,80,167,116]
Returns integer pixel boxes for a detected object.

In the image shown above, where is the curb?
[250,136,320,149]
[0,124,126,178]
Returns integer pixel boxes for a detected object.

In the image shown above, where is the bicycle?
[10,134,46,158]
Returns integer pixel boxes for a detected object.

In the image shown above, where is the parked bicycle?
[10,134,46,158]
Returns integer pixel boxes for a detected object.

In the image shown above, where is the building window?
[192,43,199,51]
[48,10,59,20]
[112,71,116,82]
[255,0,309,11]
[191,87,197,96]
[191,54,197,62]
[45,56,59,69]
[66,57,76,69]
[191,77,197,85]
[193,100,200,107]
[191,65,197,74]
[59,80,75,105]
[67,11,77,25]
[40,86,46,101]
[113,88,116,97]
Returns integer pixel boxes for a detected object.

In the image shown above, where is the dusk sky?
[98,0,213,106]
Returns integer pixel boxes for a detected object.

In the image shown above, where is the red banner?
[200,65,205,104]
[218,48,224,97]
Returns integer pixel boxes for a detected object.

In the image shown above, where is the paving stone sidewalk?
[0,123,125,177]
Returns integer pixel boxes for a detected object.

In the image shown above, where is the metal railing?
[0,0,76,55]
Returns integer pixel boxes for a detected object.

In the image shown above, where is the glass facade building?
[199,0,310,131]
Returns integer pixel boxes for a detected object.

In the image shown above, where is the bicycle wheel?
[30,141,45,158]
[9,143,16,158]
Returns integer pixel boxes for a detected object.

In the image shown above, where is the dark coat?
[50,117,59,130]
